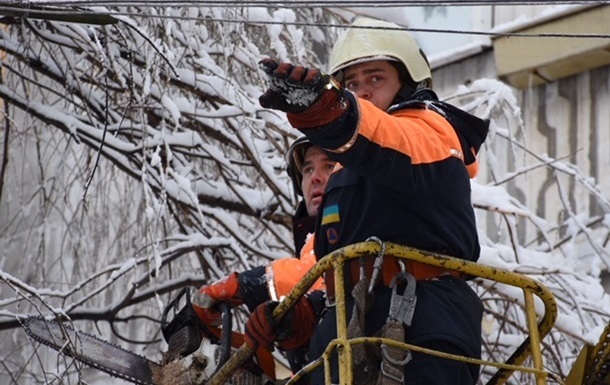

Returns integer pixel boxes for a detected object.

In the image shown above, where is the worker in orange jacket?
[191,136,334,371]
[245,17,489,385]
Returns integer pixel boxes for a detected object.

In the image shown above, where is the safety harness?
[346,238,418,385]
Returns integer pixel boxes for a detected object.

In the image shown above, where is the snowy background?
[0,4,609,385]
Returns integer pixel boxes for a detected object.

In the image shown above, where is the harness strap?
[347,268,379,385]
[325,254,461,301]
[376,322,408,385]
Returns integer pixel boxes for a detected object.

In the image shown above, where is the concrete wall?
[432,42,610,263]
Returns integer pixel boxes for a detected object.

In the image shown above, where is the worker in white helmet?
[246,17,489,385]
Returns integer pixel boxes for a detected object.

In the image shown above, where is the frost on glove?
[191,272,243,326]
[244,296,318,351]
[258,58,348,129]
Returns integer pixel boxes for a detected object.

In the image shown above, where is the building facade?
[429,4,610,285]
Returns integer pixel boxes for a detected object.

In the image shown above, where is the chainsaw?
[22,288,273,385]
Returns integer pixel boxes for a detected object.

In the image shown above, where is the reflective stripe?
[450,147,463,160]
[266,235,324,301]
[266,264,279,302]
[328,91,360,154]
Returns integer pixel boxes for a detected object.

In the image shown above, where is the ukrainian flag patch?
[321,204,340,225]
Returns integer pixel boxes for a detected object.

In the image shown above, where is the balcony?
[493,5,610,88]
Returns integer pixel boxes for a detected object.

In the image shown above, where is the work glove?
[244,296,318,351]
[191,272,243,326]
[258,58,348,129]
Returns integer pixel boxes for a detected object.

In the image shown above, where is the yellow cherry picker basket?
[205,241,610,385]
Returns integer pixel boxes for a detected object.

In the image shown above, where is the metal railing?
[206,241,558,385]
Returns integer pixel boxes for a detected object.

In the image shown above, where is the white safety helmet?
[328,17,432,88]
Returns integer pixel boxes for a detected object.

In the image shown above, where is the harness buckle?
[380,359,406,383]
[388,270,417,327]
[381,343,412,366]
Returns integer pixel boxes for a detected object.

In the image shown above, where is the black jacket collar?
[292,201,316,254]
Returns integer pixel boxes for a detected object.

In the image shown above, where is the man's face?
[301,146,336,216]
[342,60,403,111]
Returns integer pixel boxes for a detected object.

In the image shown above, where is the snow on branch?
[0,6,608,384]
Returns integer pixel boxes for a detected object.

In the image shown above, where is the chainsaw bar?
[23,316,162,385]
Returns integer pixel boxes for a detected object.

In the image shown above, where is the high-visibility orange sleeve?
[353,98,464,165]
[266,236,324,301]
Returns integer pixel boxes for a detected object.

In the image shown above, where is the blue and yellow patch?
[321,204,340,225]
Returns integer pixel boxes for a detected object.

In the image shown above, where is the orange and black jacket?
[301,89,489,267]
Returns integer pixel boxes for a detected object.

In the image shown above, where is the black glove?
[258,58,337,113]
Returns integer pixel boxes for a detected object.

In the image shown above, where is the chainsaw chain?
[23,316,161,385]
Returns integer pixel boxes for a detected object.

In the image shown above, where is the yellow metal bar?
[333,261,353,385]
[324,351,332,385]
[524,290,546,385]
[566,323,610,385]
[337,340,353,385]
[344,337,549,377]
